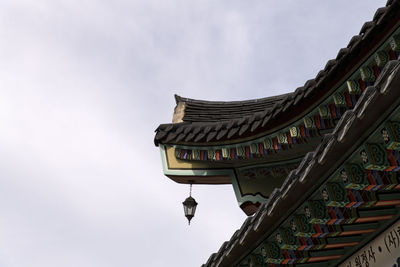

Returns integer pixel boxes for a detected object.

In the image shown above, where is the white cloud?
[0,0,388,266]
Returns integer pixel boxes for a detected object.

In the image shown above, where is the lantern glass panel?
[182,196,198,223]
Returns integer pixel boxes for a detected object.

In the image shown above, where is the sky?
[0,1,388,266]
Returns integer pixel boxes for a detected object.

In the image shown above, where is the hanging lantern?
[182,184,198,225]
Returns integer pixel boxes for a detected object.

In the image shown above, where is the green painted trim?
[230,172,268,205]
[327,235,364,244]
[377,192,400,201]
[342,223,378,231]
[309,249,344,257]
[237,158,302,171]
[358,208,397,218]
[234,159,302,201]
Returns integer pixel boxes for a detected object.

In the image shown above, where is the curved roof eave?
[154,1,400,147]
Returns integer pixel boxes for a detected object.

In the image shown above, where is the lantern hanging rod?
[188,180,195,197]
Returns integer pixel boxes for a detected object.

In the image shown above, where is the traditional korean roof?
[153,0,400,266]
[155,0,400,216]
[155,1,400,146]
[201,59,400,266]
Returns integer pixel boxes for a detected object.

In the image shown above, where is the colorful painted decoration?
[381,121,400,150]
[360,66,375,83]
[390,34,400,51]
[290,214,315,238]
[333,92,346,106]
[277,133,288,144]
[263,138,273,150]
[360,143,390,171]
[303,117,314,129]
[318,105,330,119]
[306,200,330,224]
[346,80,361,94]
[276,227,301,250]
[340,164,369,190]
[321,182,348,207]
[264,242,284,264]
[375,50,389,67]
[289,126,299,138]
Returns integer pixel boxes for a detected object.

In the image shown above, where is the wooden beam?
[324,242,359,249]
[307,255,342,262]
[338,229,375,236]
[374,200,400,206]
[355,214,393,223]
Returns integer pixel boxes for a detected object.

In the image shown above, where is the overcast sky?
[0,1,387,266]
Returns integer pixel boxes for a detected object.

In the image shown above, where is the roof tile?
[247,114,256,125]
[336,48,350,61]
[347,35,362,48]
[183,125,192,134]
[386,0,394,7]
[194,132,206,142]
[206,131,218,142]
[261,114,271,127]
[184,132,195,142]
[238,124,249,136]
[192,126,202,135]
[251,120,261,132]
[227,127,239,138]
[374,7,388,22]
[295,152,315,176]
[175,133,186,142]
[293,90,305,105]
[324,59,337,73]
[225,119,236,130]
[375,60,400,92]
[237,116,247,126]
[154,130,167,142]
[163,124,174,132]
[216,129,228,140]
[282,98,294,112]
[272,105,283,118]
[203,125,212,134]
[165,132,178,143]
[315,69,327,82]
[360,21,375,35]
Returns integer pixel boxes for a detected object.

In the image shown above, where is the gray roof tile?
[374,7,388,22]
[216,129,228,140]
[347,35,362,48]
[227,127,239,138]
[207,131,218,142]
[360,21,375,35]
